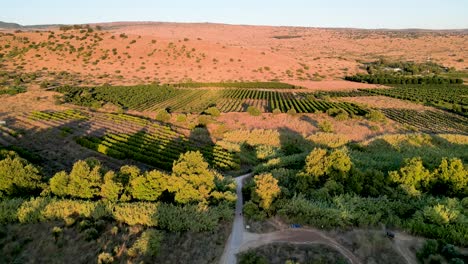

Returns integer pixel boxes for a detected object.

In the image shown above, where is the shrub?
[113,202,158,226]
[204,107,221,117]
[272,108,282,115]
[129,170,168,201]
[287,108,297,116]
[318,120,334,132]
[366,110,386,122]
[84,227,99,241]
[52,226,62,241]
[50,160,103,199]
[247,106,261,116]
[176,114,187,122]
[155,109,171,122]
[127,229,163,257]
[197,115,212,126]
[335,112,349,121]
[97,252,114,264]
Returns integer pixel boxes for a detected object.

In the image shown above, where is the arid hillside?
[0,22,466,88]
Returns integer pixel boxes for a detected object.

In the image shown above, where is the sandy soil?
[1,23,466,86]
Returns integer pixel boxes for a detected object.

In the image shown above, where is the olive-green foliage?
[429,158,467,198]
[129,170,168,201]
[49,171,68,197]
[272,108,282,115]
[286,108,297,116]
[278,194,468,246]
[253,152,308,174]
[97,252,114,264]
[389,157,467,198]
[0,197,231,232]
[327,108,349,121]
[113,202,158,226]
[100,171,123,202]
[238,251,268,264]
[296,148,352,193]
[243,200,266,221]
[128,229,163,257]
[197,115,212,126]
[318,120,334,132]
[170,151,215,204]
[253,174,281,211]
[247,106,262,116]
[176,113,187,122]
[0,155,43,197]
[366,109,386,123]
[204,106,221,117]
[350,133,468,174]
[155,109,171,122]
[157,202,232,232]
[416,240,467,263]
[389,157,430,195]
[50,160,103,199]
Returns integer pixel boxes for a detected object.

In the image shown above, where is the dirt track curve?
[220,173,362,264]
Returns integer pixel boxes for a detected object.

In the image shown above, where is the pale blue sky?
[1,0,467,29]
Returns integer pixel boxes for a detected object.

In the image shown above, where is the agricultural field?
[362,84,468,116]
[57,84,367,115]
[0,19,467,264]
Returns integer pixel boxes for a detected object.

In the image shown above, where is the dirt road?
[220,173,362,264]
[220,173,253,264]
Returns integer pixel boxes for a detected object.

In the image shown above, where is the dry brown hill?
[0,22,466,88]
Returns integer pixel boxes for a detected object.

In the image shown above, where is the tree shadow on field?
[278,127,312,155]
[299,115,319,128]
[6,117,118,176]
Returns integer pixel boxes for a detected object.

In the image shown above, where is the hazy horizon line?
[2,20,467,31]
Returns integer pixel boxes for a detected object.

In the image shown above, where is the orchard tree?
[100,171,123,202]
[296,148,353,193]
[430,158,467,197]
[129,170,169,201]
[50,160,103,199]
[254,173,281,211]
[170,151,215,204]
[389,157,430,195]
[50,171,69,197]
[68,160,103,199]
[0,156,43,197]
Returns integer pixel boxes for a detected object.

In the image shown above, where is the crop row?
[345,74,463,85]
[219,89,366,114]
[29,109,88,121]
[145,89,222,112]
[170,81,300,89]
[361,84,468,116]
[381,109,468,134]
[57,84,182,110]
[76,130,240,171]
